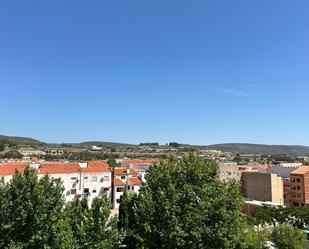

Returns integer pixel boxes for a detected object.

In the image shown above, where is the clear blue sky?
[0,0,308,145]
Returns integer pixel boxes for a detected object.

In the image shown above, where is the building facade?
[0,160,112,205]
[289,166,309,206]
[112,167,142,209]
[241,172,284,205]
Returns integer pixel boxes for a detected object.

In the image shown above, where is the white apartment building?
[0,160,112,205]
[112,167,142,209]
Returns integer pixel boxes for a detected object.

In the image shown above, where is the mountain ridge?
[1,135,309,156]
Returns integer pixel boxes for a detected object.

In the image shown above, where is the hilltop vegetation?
[2,134,309,156]
[203,143,309,156]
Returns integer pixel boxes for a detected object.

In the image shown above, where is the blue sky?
[0,0,308,145]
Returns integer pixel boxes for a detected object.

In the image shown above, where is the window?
[70,189,77,195]
[297,178,301,182]
[84,176,89,181]
[91,176,97,182]
[104,176,110,181]
[84,188,89,194]
[71,177,77,181]
[121,176,126,180]
[131,186,134,191]
[297,186,301,190]
[116,199,121,203]
[116,187,124,192]
[53,178,61,184]
[92,189,97,193]
[103,188,109,192]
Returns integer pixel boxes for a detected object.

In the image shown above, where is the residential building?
[289,166,309,206]
[283,178,291,206]
[112,167,142,209]
[0,160,112,205]
[218,162,242,181]
[121,159,159,182]
[241,172,284,205]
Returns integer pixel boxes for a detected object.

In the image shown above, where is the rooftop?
[0,160,111,176]
[290,166,309,175]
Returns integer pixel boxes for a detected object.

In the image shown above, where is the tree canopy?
[0,167,75,249]
[119,154,246,249]
[0,167,121,249]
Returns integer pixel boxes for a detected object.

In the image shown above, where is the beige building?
[241,172,284,205]
[218,162,242,182]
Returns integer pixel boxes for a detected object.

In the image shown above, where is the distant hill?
[203,143,309,156]
[74,141,135,147]
[0,135,134,147]
[2,134,309,156]
[0,135,42,144]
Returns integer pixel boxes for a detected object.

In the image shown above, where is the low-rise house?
[112,167,142,209]
[121,159,159,183]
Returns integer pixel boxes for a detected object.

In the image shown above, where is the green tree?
[240,224,270,249]
[66,195,121,249]
[0,167,76,249]
[108,158,120,168]
[0,141,5,151]
[1,150,23,159]
[271,224,307,249]
[118,191,140,248]
[119,154,246,249]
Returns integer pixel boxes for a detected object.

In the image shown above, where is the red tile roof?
[114,178,125,186]
[0,161,111,176]
[0,162,29,175]
[82,161,110,173]
[290,166,309,175]
[129,177,142,185]
[114,168,137,176]
[37,163,81,174]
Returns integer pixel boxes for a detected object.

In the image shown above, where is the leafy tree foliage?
[108,158,120,168]
[65,195,121,249]
[0,168,76,249]
[0,141,5,151]
[240,225,271,249]
[0,150,23,159]
[0,168,121,249]
[168,142,180,147]
[252,205,309,229]
[271,224,307,249]
[118,191,140,248]
[119,154,246,249]
[139,143,159,146]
